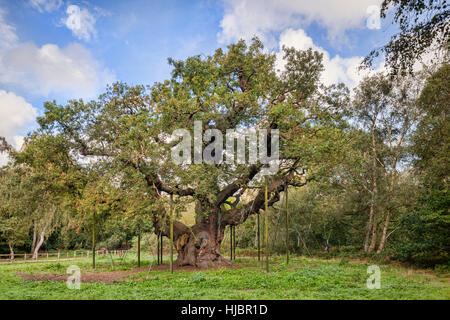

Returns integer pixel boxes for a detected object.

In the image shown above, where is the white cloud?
[0,90,37,165]
[0,91,36,144]
[62,5,96,41]
[218,0,383,47]
[0,42,115,98]
[275,28,385,88]
[29,0,63,13]
[0,7,113,98]
[0,8,18,52]
[0,8,114,166]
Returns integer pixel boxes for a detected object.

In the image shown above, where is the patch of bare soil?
[18,263,243,284]
[18,270,136,284]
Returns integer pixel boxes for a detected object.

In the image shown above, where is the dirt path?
[17,263,243,284]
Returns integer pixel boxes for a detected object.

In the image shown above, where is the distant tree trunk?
[368,221,378,253]
[32,227,48,259]
[377,155,397,253]
[8,243,14,260]
[364,196,375,252]
[31,222,37,254]
[366,119,378,253]
[377,210,391,253]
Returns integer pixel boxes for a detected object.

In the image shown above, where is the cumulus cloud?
[0,7,114,166]
[29,0,63,13]
[0,5,114,98]
[0,42,115,97]
[0,8,18,52]
[0,90,36,144]
[0,10,36,166]
[62,4,96,41]
[0,90,37,165]
[275,28,385,89]
[218,0,383,47]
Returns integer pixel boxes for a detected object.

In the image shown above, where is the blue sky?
[0,0,393,161]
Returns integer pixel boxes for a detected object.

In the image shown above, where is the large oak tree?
[36,39,347,267]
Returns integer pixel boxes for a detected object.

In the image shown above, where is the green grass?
[0,253,448,300]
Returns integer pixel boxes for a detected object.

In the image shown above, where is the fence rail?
[0,249,130,263]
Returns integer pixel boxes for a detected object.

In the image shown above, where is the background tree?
[0,167,32,259]
[351,73,420,253]
[364,0,449,75]
[10,134,83,258]
[391,63,450,266]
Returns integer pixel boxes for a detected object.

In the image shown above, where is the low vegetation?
[0,254,448,300]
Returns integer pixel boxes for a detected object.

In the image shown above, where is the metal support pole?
[160,232,163,264]
[265,176,269,273]
[233,224,236,261]
[257,214,260,261]
[157,233,160,265]
[230,225,233,261]
[170,194,174,274]
[285,185,289,264]
[137,225,141,268]
[92,211,96,269]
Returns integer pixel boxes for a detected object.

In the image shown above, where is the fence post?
[58,251,60,260]
[74,250,76,257]
[24,253,27,261]
[47,252,49,259]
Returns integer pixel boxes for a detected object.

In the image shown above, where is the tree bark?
[368,221,378,253]
[172,221,231,268]
[377,210,390,253]
[154,172,302,267]
[8,243,14,260]
[366,119,378,253]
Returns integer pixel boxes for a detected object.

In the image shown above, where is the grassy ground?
[0,253,448,300]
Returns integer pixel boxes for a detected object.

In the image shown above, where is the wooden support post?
[265,176,269,273]
[47,252,49,259]
[74,251,76,257]
[57,251,60,260]
[170,194,174,274]
[157,233,160,265]
[257,213,260,261]
[92,211,96,269]
[234,226,236,260]
[160,233,163,264]
[230,225,233,261]
[137,225,141,268]
[24,253,27,261]
[285,185,289,264]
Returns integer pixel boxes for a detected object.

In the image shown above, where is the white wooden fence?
[0,249,130,263]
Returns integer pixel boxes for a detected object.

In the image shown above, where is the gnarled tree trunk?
[153,173,300,268]
[155,205,232,268]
